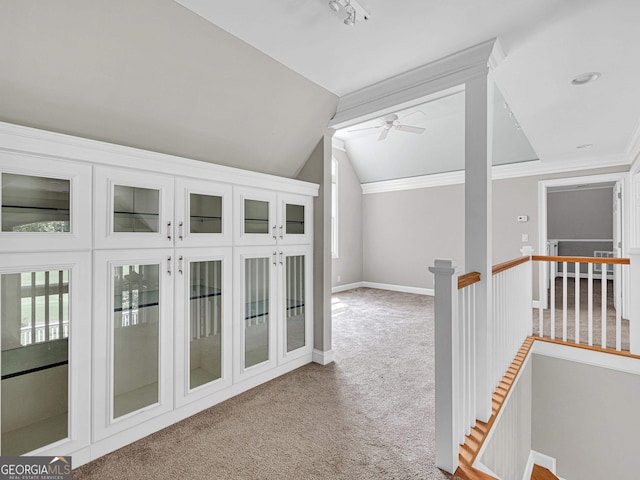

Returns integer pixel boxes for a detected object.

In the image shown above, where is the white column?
[465,73,494,422]
[428,259,460,474]
[629,249,640,354]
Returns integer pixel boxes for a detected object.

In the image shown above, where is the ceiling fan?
[348,111,425,141]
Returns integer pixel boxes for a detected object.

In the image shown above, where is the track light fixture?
[327,0,370,26]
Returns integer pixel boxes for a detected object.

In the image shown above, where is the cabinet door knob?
[178,255,184,275]
[272,251,277,266]
[279,251,284,265]
[178,221,184,241]
[279,225,284,239]
[167,256,172,275]
[272,225,277,240]
[167,221,172,241]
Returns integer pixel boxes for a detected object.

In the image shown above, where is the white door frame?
[538,172,629,313]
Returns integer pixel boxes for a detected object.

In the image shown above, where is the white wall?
[532,354,640,480]
[332,148,363,288]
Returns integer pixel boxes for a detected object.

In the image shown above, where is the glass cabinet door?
[174,179,232,247]
[277,193,313,245]
[112,264,160,418]
[93,249,173,440]
[233,247,277,381]
[0,156,92,252]
[174,248,232,407]
[234,188,277,246]
[278,246,313,364]
[94,166,174,249]
[0,252,90,457]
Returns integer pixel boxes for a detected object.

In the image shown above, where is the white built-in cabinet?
[0,124,317,465]
[234,187,313,246]
[233,245,313,382]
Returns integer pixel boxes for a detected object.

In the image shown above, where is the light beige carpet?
[74,288,452,480]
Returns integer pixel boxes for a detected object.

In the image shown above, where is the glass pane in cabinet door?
[113,185,159,233]
[244,199,269,234]
[189,260,223,389]
[286,256,306,352]
[1,173,70,233]
[285,204,305,235]
[244,258,269,368]
[190,193,222,234]
[113,264,159,418]
[1,269,70,455]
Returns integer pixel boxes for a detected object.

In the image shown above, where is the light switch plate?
[517,215,528,222]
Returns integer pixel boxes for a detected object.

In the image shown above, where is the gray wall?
[361,166,627,290]
[363,184,464,289]
[332,148,363,287]
[480,360,532,480]
[0,0,338,178]
[297,136,332,353]
[532,354,640,480]
[548,187,613,240]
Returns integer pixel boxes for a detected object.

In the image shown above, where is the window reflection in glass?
[113,264,159,418]
[286,256,305,352]
[244,257,269,367]
[1,269,70,455]
[2,173,70,233]
[189,260,223,390]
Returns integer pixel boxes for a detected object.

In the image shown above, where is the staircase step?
[531,464,559,480]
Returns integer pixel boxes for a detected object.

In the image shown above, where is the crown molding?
[361,154,630,194]
[627,116,640,171]
[330,39,500,129]
[0,121,319,196]
[332,138,346,152]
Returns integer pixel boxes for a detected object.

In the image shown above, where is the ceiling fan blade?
[399,110,425,123]
[395,125,425,134]
[348,125,381,132]
[377,128,390,141]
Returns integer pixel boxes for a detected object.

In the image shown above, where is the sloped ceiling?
[334,87,538,183]
[176,0,640,180]
[0,0,338,178]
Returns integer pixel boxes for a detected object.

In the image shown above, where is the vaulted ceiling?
[1,1,639,182]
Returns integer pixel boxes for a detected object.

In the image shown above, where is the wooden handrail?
[458,272,481,289]
[532,255,630,265]
[492,256,530,275]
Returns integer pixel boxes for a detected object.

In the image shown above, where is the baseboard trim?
[313,349,335,365]
[523,450,557,480]
[362,281,434,296]
[332,282,364,293]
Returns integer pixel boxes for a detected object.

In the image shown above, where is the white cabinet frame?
[277,193,313,246]
[174,247,232,407]
[92,249,174,441]
[174,178,233,248]
[94,166,175,250]
[0,251,91,457]
[233,246,279,382]
[277,245,314,365]
[233,187,278,246]
[0,152,92,252]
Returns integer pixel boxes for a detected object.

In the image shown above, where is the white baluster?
[615,263,622,351]
[550,261,555,340]
[588,262,594,346]
[575,262,580,344]
[562,261,568,341]
[602,263,607,349]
